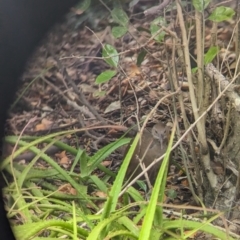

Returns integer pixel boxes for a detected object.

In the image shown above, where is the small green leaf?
[112,26,128,38]
[75,0,91,11]
[111,8,129,27]
[204,46,219,64]
[192,0,210,11]
[192,67,198,73]
[137,50,147,66]
[150,17,166,42]
[135,180,147,191]
[102,44,119,68]
[95,70,117,84]
[93,90,106,97]
[166,189,177,200]
[208,6,235,22]
[79,151,88,176]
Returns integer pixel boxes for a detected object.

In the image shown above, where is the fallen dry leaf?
[56,151,70,168]
[58,184,77,195]
[35,118,53,131]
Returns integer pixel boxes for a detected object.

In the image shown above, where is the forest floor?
[3,0,238,237]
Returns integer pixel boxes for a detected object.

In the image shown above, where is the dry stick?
[197,6,212,127]
[118,65,140,119]
[77,114,99,141]
[176,1,218,189]
[98,0,111,12]
[195,8,205,114]
[206,62,240,100]
[173,31,203,191]
[82,26,110,72]
[219,104,231,153]
[144,0,171,16]
[168,40,203,201]
[48,46,107,124]
[41,76,95,119]
[234,53,240,202]
[220,18,239,75]
[185,9,203,199]
[235,1,240,81]
[62,67,107,125]
[204,61,239,216]
[233,19,240,77]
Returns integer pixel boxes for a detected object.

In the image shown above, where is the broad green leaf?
[150,17,166,42]
[192,0,211,11]
[112,26,128,38]
[204,46,219,64]
[95,70,117,84]
[208,6,235,22]
[102,44,119,68]
[111,8,129,27]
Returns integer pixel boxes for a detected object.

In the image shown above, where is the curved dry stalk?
[176,0,217,190]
